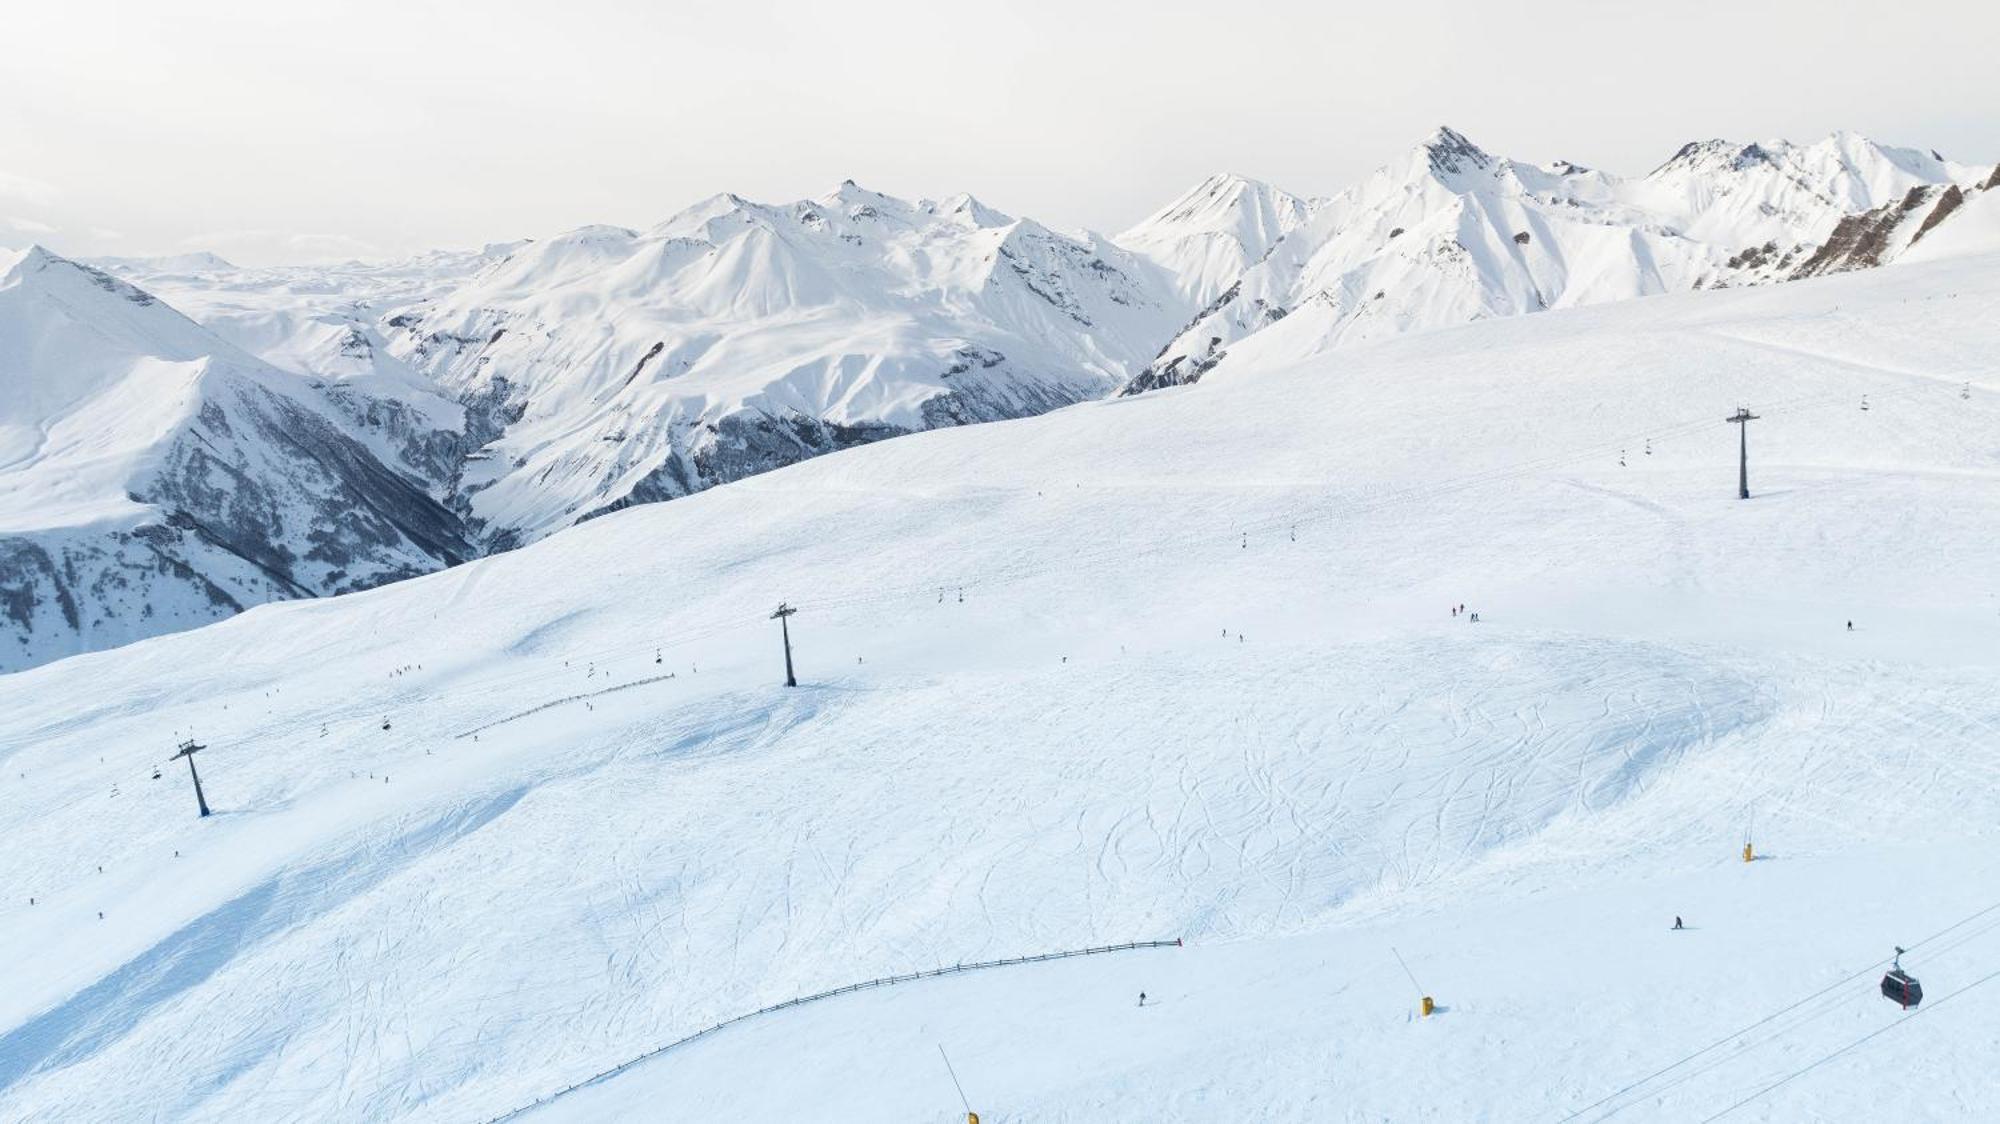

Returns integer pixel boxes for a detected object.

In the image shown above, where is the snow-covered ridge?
[374,180,1187,543]
[1125,127,1993,392]
[0,245,471,670]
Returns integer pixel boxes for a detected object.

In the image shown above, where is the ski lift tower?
[771,602,799,688]
[172,738,213,818]
[1726,407,1760,499]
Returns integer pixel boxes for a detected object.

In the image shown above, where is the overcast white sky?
[3,0,1994,265]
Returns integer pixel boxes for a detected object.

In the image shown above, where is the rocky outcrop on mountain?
[1793,186,1955,278]
[1791,163,2000,278]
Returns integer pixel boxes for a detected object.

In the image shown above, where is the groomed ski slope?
[1,249,1998,1122]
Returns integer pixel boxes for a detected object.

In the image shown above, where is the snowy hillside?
[1127,128,1992,391]
[1,235,1996,1121]
[0,247,471,671]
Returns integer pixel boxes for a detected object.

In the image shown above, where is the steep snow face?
[1114,173,1315,305]
[1127,128,1985,392]
[0,247,471,672]
[382,183,1188,543]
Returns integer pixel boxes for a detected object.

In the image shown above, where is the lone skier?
[1673,916,1684,930]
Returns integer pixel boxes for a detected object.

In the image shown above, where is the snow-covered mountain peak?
[820,178,895,208]
[7,244,147,301]
[1651,138,1780,178]
[1114,172,1315,303]
[1,243,52,282]
[1124,172,1310,238]
[809,179,912,227]
[1796,131,1972,201]
[2,245,243,369]
[928,192,1013,229]
[1411,124,1496,185]
[645,192,760,241]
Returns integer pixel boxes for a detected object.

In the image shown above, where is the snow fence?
[487,937,1184,1121]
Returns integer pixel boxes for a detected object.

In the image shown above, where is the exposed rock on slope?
[1792,164,2000,278]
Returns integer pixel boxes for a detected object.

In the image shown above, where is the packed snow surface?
[1,246,1997,1122]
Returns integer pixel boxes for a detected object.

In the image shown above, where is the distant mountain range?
[2,127,1995,669]
[1120,129,1993,391]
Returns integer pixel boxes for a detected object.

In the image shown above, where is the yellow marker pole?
[1392,946,1436,1017]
